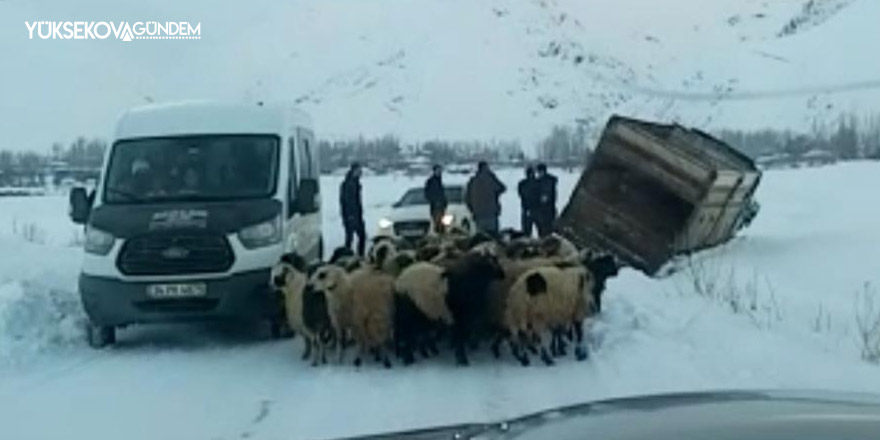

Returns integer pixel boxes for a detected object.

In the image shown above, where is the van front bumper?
[79,269,281,327]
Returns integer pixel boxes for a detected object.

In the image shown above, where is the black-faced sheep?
[271,252,312,359]
[444,251,506,366]
[368,238,399,270]
[538,233,579,262]
[329,246,365,273]
[393,262,451,364]
[502,263,594,366]
[306,264,354,364]
[347,267,396,368]
[582,253,620,313]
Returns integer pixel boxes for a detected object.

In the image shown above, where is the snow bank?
[0,281,85,366]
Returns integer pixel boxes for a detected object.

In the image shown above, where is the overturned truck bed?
[557,115,762,277]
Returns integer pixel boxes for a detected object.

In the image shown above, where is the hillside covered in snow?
[2,0,879,150]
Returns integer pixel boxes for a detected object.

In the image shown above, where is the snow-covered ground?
[0,162,879,440]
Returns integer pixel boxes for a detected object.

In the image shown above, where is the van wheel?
[87,323,116,349]
[462,220,472,234]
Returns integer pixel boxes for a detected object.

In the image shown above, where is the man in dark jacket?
[535,163,558,237]
[340,163,366,256]
[466,161,506,235]
[424,164,448,234]
[517,166,540,237]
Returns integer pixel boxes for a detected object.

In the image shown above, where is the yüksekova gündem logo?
[25,21,201,41]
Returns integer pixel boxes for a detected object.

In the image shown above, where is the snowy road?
[1,164,880,440]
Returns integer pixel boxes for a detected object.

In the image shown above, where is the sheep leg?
[554,328,568,357]
[573,321,588,361]
[511,332,530,366]
[301,337,313,361]
[418,341,431,359]
[549,332,561,357]
[381,346,393,369]
[491,333,505,359]
[310,340,321,367]
[539,332,555,366]
[353,346,365,368]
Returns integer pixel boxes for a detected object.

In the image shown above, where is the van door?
[284,129,322,261]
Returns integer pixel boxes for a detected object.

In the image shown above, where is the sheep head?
[271,252,308,288]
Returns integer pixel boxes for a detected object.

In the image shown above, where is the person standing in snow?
[465,161,506,236]
[517,166,540,237]
[340,162,366,256]
[424,164,448,234]
[535,163,558,237]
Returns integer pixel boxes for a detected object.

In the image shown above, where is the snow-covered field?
[0,163,879,440]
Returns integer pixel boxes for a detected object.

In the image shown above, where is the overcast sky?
[1,0,277,152]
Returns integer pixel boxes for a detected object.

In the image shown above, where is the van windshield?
[103,135,279,204]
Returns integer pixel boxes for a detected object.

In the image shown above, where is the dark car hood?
[89,199,281,238]
[331,390,880,440]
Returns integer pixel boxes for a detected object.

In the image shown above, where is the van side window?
[303,137,314,179]
[287,136,298,218]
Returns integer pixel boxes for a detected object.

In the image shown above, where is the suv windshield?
[397,186,463,206]
[103,135,279,204]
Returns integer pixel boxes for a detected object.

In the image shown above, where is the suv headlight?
[378,218,393,229]
[84,226,115,255]
[441,214,454,226]
[239,215,282,249]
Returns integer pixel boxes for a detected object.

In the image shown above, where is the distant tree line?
[4,111,880,187]
[714,113,880,161]
[317,135,529,174]
[317,125,597,174]
[0,137,106,187]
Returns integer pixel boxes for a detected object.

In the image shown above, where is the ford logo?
[161,246,190,260]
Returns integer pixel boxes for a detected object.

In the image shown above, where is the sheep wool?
[395,262,451,324]
[347,267,396,367]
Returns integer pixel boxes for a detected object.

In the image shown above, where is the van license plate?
[146,283,207,299]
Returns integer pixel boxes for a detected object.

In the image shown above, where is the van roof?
[114,100,312,141]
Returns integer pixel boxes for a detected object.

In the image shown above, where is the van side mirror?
[69,187,91,225]
[296,179,319,214]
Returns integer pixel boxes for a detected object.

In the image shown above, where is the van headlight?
[378,218,393,229]
[441,214,454,226]
[84,226,115,255]
[239,215,282,249]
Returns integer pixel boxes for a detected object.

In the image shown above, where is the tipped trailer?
[557,115,762,277]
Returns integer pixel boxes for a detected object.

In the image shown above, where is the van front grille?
[117,232,234,276]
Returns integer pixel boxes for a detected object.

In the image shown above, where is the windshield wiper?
[104,187,145,203]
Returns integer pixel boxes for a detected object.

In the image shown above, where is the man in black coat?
[340,163,366,256]
[466,161,506,236]
[517,166,540,237]
[424,164,448,234]
[535,163,558,237]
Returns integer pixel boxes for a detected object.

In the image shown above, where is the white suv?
[377,185,474,239]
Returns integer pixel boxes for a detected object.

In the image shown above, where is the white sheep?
[501,263,596,366]
[346,266,397,368]
[271,253,312,360]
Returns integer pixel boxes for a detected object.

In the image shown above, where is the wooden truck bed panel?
[557,115,761,276]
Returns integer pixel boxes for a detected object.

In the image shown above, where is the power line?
[616,78,880,102]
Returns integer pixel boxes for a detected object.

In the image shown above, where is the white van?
[69,101,322,347]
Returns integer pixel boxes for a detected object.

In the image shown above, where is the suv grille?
[394,220,432,238]
[117,232,234,276]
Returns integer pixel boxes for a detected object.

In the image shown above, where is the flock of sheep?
[270,228,620,368]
